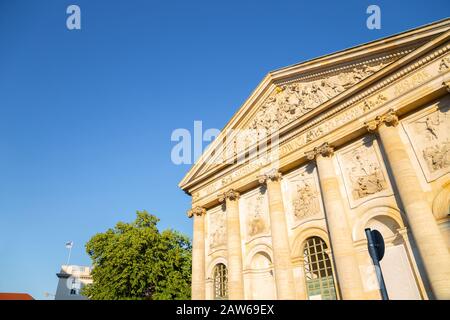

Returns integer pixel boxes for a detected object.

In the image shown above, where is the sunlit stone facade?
[180,19,450,300]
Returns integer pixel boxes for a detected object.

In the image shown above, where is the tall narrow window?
[303,237,337,300]
[213,263,228,300]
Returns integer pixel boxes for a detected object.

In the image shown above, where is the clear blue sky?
[0,0,448,300]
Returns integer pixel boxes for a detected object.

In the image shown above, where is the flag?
[65,241,73,249]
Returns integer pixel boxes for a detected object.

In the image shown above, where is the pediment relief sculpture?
[248,61,391,132]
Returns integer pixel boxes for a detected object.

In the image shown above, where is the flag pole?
[66,242,73,265]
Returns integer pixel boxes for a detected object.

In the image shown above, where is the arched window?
[213,263,228,300]
[303,237,337,300]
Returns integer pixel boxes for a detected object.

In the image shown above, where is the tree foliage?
[82,211,191,300]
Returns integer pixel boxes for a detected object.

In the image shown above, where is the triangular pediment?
[180,18,450,192]
[245,58,394,132]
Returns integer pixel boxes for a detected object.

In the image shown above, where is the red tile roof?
[0,293,34,300]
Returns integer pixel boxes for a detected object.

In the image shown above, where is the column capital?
[305,142,334,161]
[257,168,282,184]
[218,189,240,203]
[364,108,399,132]
[187,206,206,218]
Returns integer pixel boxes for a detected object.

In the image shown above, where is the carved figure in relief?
[347,148,386,200]
[417,115,440,140]
[248,194,266,237]
[439,57,450,72]
[248,60,389,133]
[292,180,319,219]
[423,141,450,172]
[210,211,226,248]
[320,79,344,98]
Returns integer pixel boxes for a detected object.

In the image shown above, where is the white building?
[55,265,93,300]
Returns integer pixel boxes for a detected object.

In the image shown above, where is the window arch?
[303,236,337,300]
[213,263,228,300]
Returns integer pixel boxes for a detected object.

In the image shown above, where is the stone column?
[188,206,206,300]
[258,169,296,299]
[306,143,365,300]
[218,189,244,299]
[365,109,450,299]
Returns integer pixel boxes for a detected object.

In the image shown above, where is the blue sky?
[0,0,448,300]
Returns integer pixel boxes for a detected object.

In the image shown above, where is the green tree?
[81,210,191,300]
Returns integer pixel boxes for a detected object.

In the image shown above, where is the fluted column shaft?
[188,206,206,300]
[306,143,364,300]
[219,190,244,299]
[366,109,450,299]
[258,170,296,299]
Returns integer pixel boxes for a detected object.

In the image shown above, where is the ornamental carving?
[438,56,450,73]
[249,61,389,132]
[257,169,282,184]
[292,178,320,220]
[209,207,226,248]
[246,193,268,237]
[337,139,391,207]
[362,94,388,112]
[414,108,450,173]
[187,206,206,218]
[218,189,240,202]
[305,142,334,160]
[344,145,387,200]
[365,109,399,132]
[404,101,450,182]
[423,143,450,172]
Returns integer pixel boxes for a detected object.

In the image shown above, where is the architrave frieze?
[190,38,450,208]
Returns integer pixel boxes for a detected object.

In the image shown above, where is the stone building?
[179,19,450,300]
[55,265,92,300]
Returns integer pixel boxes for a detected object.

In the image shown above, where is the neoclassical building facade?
[179,19,450,300]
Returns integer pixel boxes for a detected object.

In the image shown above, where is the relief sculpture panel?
[403,98,450,182]
[208,205,227,250]
[283,165,324,228]
[248,60,394,132]
[240,188,270,241]
[337,137,391,208]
